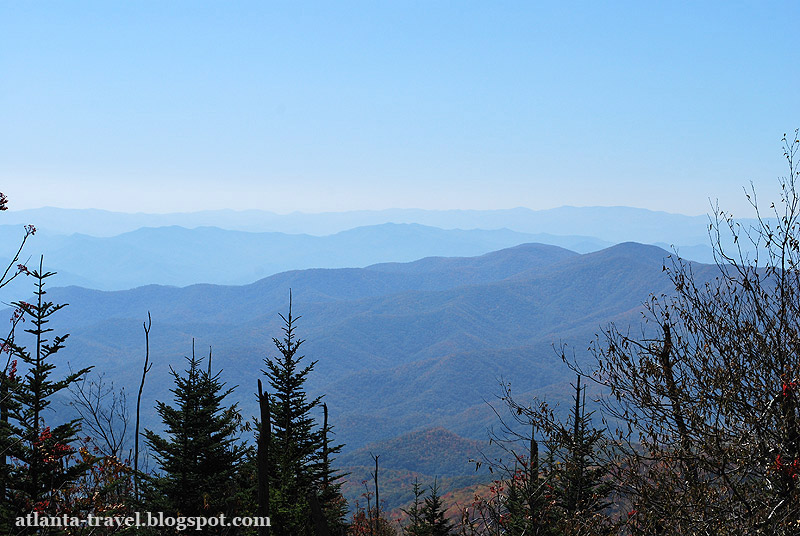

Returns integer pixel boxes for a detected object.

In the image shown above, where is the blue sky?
[1,1,798,215]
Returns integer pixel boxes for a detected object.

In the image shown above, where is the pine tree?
[144,344,245,521]
[554,376,611,521]
[420,479,454,536]
[501,464,544,536]
[484,377,608,536]
[548,375,611,536]
[1,259,91,533]
[262,294,346,535]
[401,478,426,536]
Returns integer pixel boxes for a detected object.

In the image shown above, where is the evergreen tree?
[0,345,20,533]
[420,479,454,536]
[482,377,609,536]
[501,464,545,536]
[144,344,245,523]
[401,478,426,536]
[318,402,348,532]
[262,294,346,535]
[548,376,611,536]
[1,260,91,533]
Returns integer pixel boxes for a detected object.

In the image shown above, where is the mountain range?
[0,203,744,294]
[10,240,714,456]
[0,222,610,291]
[3,206,716,243]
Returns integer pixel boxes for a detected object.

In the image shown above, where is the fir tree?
[420,479,454,536]
[262,294,346,535]
[501,465,542,536]
[1,259,91,533]
[554,375,611,521]
[401,478,426,536]
[144,344,245,521]
[484,378,608,536]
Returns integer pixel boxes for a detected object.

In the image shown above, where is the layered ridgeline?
[2,205,716,243]
[2,239,721,520]
[0,205,731,292]
[17,241,714,455]
[0,222,610,290]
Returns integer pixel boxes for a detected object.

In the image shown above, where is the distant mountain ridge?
[0,223,608,293]
[0,211,744,517]
[4,205,725,246]
[14,240,715,454]
[1,203,738,293]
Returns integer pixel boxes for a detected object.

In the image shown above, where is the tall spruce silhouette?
[1,259,90,533]
[144,343,244,519]
[262,293,345,536]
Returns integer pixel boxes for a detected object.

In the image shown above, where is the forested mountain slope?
[14,241,709,452]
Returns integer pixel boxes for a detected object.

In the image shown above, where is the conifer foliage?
[551,376,611,530]
[144,344,245,521]
[401,478,426,536]
[463,375,611,536]
[1,259,91,533]
[399,478,454,536]
[420,479,454,536]
[262,294,346,535]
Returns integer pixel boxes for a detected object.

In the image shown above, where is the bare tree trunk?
[657,323,697,487]
[365,488,374,536]
[371,453,380,536]
[134,312,152,502]
[323,402,329,491]
[528,421,538,531]
[258,379,271,536]
[308,492,331,536]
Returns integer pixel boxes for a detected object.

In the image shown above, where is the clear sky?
[1,1,798,215]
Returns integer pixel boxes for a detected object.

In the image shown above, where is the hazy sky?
[2,2,799,215]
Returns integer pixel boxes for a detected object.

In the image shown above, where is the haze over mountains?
[0,223,610,290]
[18,241,713,456]
[0,205,726,506]
[0,205,734,293]
[3,205,714,241]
